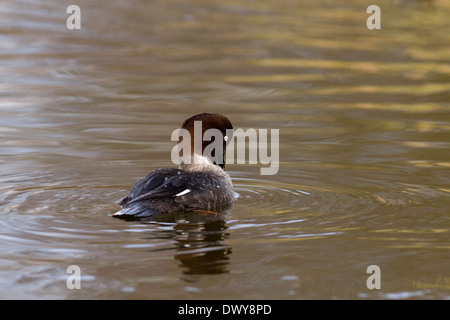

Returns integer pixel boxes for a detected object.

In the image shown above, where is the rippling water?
[0,0,449,299]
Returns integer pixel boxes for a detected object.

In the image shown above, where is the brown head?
[178,113,233,169]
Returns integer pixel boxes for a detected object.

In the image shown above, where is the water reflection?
[174,219,231,277]
[140,211,232,277]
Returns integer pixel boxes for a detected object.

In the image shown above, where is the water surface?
[0,0,449,299]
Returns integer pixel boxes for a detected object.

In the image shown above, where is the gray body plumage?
[114,166,234,218]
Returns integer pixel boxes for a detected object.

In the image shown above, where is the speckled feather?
[115,167,234,218]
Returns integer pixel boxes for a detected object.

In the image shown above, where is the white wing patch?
[175,189,191,197]
[113,209,124,216]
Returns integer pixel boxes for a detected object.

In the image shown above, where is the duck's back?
[114,167,234,218]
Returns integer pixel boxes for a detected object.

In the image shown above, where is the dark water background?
[0,0,449,299]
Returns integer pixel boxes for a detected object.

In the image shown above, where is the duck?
[113,113,235,219]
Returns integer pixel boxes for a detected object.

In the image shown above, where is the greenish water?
[0,0,449,299]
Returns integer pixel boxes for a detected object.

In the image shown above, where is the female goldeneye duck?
[113,113,235,219]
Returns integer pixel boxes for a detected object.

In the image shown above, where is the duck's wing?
[126,171,233,210]
[173,172,235,210]
[114,169,234,219]
[118,168,181,206]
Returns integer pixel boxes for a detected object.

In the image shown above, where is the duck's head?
[177,113,233,170]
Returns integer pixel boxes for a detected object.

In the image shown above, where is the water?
[0,0,449,299]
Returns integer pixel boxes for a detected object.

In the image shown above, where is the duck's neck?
[179,154,224,173]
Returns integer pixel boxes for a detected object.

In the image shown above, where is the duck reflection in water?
[139,210,232,277]
[174,215,231,276]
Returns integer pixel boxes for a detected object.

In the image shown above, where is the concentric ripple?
[233,177,448,214]
[233,177,379,216]
[229,177,449,244]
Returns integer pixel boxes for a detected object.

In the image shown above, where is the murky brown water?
[0,0,449,299]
